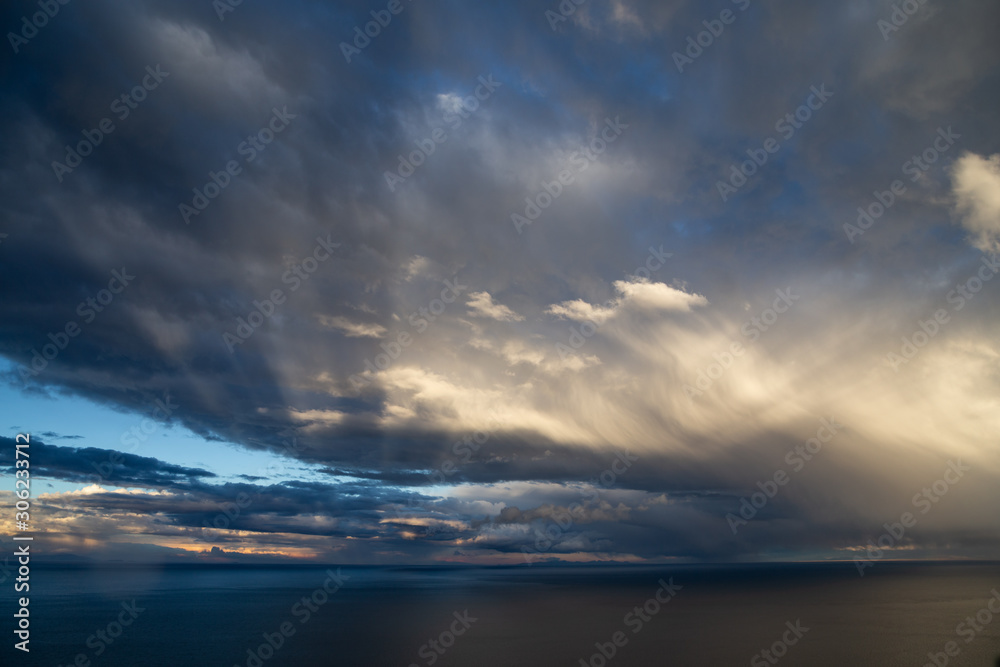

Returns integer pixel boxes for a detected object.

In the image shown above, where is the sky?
[0,0,998,566]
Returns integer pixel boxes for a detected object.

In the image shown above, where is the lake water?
[7,561,1000,666]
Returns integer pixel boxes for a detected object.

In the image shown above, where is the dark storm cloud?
[37,431,83,440]
[0,436,215,486]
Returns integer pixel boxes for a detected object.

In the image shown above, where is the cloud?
[952,152,1000,254]
[0,437,216,489]
[403,256,432,281]
[466,291,525,321]
[317,315,387,338]
[546,298,618,324]
[546,278,707,322]
[612,279,709,312]
[0,0,998,565]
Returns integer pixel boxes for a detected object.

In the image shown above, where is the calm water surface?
[7,562,1000,666]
